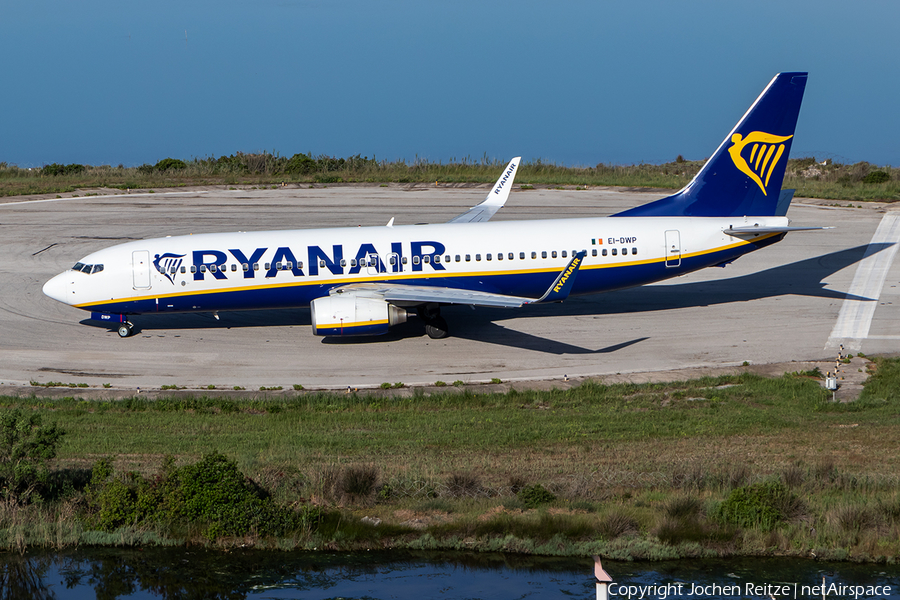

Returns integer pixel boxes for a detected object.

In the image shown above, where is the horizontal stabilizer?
[724,225,832,236]
[447,157,521,223]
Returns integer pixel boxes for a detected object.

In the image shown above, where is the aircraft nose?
[42,273,70,304]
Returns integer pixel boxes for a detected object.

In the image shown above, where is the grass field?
[2,358,900,559]
[1,155,897,202]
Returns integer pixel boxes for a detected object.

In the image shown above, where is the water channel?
[1,548,897,599]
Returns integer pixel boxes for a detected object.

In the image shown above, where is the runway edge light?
[593,555,613,600]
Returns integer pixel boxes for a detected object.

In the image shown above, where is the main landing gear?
[417,304,449,339]
[117,322,135,338]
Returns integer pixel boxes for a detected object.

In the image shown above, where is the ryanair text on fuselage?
[179,240,448,282]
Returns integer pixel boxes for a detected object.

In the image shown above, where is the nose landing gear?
[117,322,135,338]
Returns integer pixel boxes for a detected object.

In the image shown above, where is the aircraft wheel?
[117,322,134,338]
[425,316,449,339]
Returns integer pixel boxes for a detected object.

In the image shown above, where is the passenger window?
[413,256,420,265]
[592,249,597,257]
[434,255,440,263]
[455,255,461,262]
[200,265,208,273]
[191,265,197,273]
[242,263,249,272]
[509,253,514,260]
[230,264,236,272]
[298,261,303,269]
[265,262,271,270]
[319,260,325,268]
[632,247,638,255]
[445,255,450,263]
[496,253,502,260]
[532,252,537,259]
[612,248,618,256]
[210,265,218,273]
[486,254,491,261]
[475,254,481,261]
[423,255,430,264]
[181,266,187,273]
[253,263,259,271]
[402,257,408,264]
[275,263,282,271]
[351,259,358,267]
[520,252,525,259]
[602,249,608,256]
[561,251,567,258]
[622,248,628,255]
[541,251,547,259]
[551,251,557,259]
[340,259,347,267]
[465,254,471,262]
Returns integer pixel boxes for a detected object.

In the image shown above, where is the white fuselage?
[43,215,787,315]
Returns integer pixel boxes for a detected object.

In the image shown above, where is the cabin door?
[664,230,681,267]
[132,250,152,289]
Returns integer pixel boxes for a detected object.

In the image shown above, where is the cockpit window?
[72,262,104,274]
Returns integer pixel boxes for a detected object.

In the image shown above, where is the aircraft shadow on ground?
[79,244,888,354]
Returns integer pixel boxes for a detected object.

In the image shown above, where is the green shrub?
[517,484,556,508]
[0,409,65,504]
[862,170,890,184]
[718,481,797,530]
[40,163,85,176]
[154,158,187,171]
[83,452,317,539]
[284,153,316,175]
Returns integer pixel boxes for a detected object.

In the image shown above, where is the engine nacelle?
[310,295,407,336]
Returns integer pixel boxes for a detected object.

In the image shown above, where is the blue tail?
[614,72,807,218]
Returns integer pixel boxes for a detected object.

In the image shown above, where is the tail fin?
[614,72,807,218]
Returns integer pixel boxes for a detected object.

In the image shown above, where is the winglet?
[529,250,587,303]
[447,157,521,223]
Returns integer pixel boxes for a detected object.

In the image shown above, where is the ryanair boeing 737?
[43,72,820,339]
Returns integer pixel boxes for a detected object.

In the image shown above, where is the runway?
[1,185,898,391]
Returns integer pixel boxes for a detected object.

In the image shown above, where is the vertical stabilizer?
[614,72,807,218]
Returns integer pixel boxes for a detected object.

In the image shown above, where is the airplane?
[43,72,821,340]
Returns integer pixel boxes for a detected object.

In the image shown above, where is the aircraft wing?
[328,251,587,308]
[329,282,531,308]
[447,157,521,223]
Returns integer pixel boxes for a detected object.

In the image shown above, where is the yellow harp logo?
[727,131,793,196]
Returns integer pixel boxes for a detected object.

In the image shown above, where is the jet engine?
[310,295,407,336]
